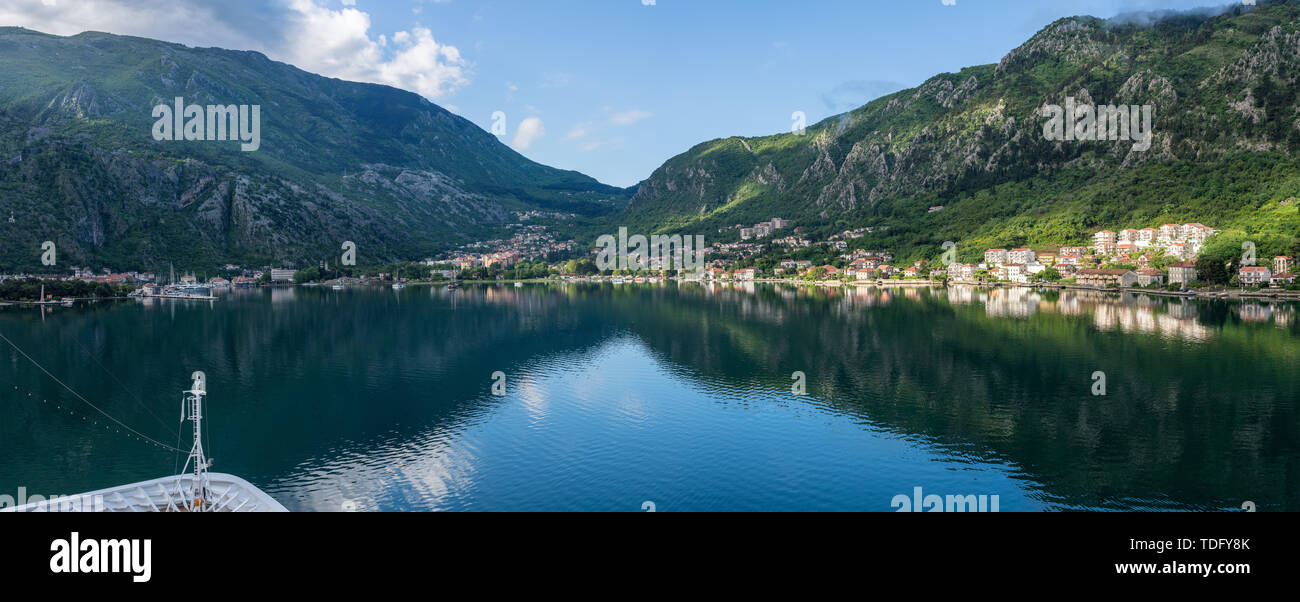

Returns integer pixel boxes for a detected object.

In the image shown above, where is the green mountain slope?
[621,1,1300,263]
[0,27,628,272]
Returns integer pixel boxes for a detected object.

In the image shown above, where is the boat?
[160,284,215,299]
[176,283,212,295]
[332,284,345,291]
[514,282,523,288]
[392,281,407,290]
[1,372,286,512]
[61,298,74,307]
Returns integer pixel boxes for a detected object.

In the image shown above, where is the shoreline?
[1005,282,1300,301]
[5,279,1298,308]
[0,296,132,305]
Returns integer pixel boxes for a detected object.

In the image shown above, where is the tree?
[293,267,322,283]
[1197,258,1229,285]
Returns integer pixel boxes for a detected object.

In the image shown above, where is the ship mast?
[180,371,212,511]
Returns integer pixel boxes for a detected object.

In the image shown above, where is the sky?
[0,0,1244,187]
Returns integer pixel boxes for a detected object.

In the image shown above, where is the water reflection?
[1,283,1296,511]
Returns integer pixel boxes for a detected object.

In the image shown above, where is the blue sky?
[0,0,1242,186]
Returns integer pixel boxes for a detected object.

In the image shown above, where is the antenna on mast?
[180,371,212,511]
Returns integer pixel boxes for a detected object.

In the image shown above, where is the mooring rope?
[68,333,177,437]
[0,330,186,453]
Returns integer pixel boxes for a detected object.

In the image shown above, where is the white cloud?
[564,123,590,141]
[0,0,248,48]
[539,72,572,89]
[0,0,470,100]
[579,139,620,152]
[610,109,652,125]
[283,0,468,99]
[512,117,545,150]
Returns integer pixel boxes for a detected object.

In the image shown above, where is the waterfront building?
[1168,262,1197,285]
[1136,268,1164,286]
[1076,269,1139,288]
[1239,266,1272,286]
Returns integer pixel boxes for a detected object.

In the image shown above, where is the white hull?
[1,473,287,512]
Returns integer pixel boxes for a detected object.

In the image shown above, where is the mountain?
[0,27,628,272]
[621,0,1300,264]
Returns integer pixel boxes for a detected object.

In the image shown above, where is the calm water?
[1,283,1296,511]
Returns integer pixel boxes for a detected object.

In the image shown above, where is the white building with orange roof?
[1239,266,1272,286]
[1008,248,1036,264]
[1182,223,1217,243]
[1093,231,1117,255]
[1158,224,1181,243]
